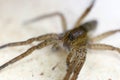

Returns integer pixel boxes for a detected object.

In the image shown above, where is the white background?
[0,0,120,80]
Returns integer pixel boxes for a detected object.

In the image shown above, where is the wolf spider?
[0,0,120,80]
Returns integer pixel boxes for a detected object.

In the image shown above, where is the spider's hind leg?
[88,44,120,53]
[74,0,96,28]
[24,12,67,32]
[90,29,120,42]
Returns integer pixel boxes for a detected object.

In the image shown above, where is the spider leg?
[0,33,58,49]
[71,59,85,80]
[23,12,67,32]
[90,29,120,42]
[70,48,86,80]
[74,0,95,27]
[66,52,74,67]
[88,44,120,53]
[0,39,57,71]
[64,47,87,80]
[63,51,79,80]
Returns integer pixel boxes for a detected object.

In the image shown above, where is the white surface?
[0,0,120,80]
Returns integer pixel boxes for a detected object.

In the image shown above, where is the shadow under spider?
[0,0,120,80]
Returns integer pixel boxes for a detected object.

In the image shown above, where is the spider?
[0,0,120,80]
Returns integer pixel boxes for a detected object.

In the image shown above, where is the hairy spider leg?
[70,48,86,80]
[71,59,85,80]
[88,44,120,53]
[24,12,67,32]
[0,34,58,49]
[0,39,59,71]
[74,0,95,27]
[64,51,79,80]
[90,29,120,42]
[66,52,74,67]
[64,46,86,80]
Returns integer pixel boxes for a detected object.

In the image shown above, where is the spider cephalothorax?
[63,20,97,50]
[63,26,87,49]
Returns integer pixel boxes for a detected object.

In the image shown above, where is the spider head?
[63,26,87,50]
[62,20,97,50]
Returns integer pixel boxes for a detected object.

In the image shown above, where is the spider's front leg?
[0,33,60,71]
[64,51,79,80]
[0,33,58,49]
[0,39,59,71]
[71,59,85,80]
[70,48,86,80]
[66,51,74,67]
[64,47,86,80]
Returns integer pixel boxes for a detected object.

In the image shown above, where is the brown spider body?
[62,20,97,80]
[0,0,120,80]
[63,26,87,49]
[63,20,97,49]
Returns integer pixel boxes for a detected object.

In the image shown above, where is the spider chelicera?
[0,0,120,80]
